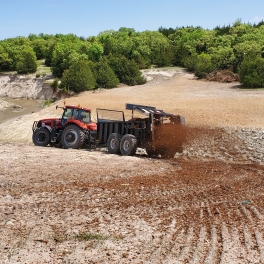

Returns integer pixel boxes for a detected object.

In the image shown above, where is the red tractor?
[32,103,186,158]
[32,104,97,149]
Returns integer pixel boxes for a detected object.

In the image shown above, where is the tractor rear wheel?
[107,133,121,154]
[32,127,51,147]
[61,124,85,149]
[120,134,137,156]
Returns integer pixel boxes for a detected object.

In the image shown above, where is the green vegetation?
[74,232,107,241]
[36,59,52,76]
[43,97,56,107]
[92,59,119,88]
[239,55,264,88]
[1,19,264,89]
[60,60,96,92]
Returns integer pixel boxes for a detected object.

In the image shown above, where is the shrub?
[92,60,119,88]
[43,97,56,107]
[16,46,37,74]
[50,78,59,90]
[60,60,96,93]
[108,55,146,85]
[239,56,264,88]
[194,53,214,78]
[183,53,198,71]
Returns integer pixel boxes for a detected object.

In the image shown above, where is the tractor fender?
[41,123,52,132]
[64,120,89,130]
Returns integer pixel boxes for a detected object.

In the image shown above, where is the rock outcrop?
[0,73,54,99]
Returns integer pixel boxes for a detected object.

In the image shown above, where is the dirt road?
[1,68,264,263]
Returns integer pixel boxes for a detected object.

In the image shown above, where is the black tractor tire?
[61,124,85,149]
[107,133,121,154]
[120,134,137,156]
[32,127,51,147]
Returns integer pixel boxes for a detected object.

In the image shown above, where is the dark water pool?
[0,98,44,125]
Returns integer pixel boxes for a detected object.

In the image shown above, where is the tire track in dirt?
[1,143,264,262]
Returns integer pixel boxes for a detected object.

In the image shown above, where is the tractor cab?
[61,105,92,126]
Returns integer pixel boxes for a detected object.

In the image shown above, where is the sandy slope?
[1,68,264,143]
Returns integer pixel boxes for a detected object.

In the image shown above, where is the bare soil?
[1,68,264,263]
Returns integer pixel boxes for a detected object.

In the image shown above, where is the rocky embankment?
[182,126,264,164]
[0,73,54,100]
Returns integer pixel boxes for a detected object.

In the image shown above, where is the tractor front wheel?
[32,127,51,147]
[61,124,85,149]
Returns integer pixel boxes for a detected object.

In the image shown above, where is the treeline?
[0,19,264,90]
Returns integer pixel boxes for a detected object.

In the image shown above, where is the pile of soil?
[206,70,240,83]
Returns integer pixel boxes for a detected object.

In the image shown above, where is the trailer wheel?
[107,133,121,154]
[32,127,51,147]
[61,124,85,149]
[120,134,137,156]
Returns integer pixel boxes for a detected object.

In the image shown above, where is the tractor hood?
[38,118,62,128]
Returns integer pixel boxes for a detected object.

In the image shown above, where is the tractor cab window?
[72,109,79,119]
[78,110,91,124]
[61,108,74,125]
[63,108,72,118]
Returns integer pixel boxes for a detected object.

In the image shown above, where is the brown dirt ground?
[1,68,264,263]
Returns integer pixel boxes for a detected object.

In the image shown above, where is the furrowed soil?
[1,68,264,263]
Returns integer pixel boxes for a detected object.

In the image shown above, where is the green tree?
[233,41,262,72]
[16,46,37,74]
[169,27,213,66]
[158,26,176,37]
[229,20,252,38]
[208,46,235,69]
[139,30,170,66]
[130,36,151,68]
[0,39,23,70]
[0,45,13,71]
[88,43,104,62]
[239,55,264,88]
[111,27,136,58]
[108,55,146,85]
[60,60,96,92]
[44,38,57,66]
[51,41,78,78]
[97,30,116,55]
[194,53,214,78]
[92,59,119,88]
[214,24,231,36]
[31,38,47,60]
[183,52,198,71]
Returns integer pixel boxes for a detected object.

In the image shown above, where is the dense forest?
[0,19,264,91]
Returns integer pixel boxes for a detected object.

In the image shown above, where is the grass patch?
[74,232,107,241]
[43,97,56,107]
[36,59,52,76]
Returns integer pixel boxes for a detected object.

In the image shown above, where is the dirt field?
[1,68,264,263]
